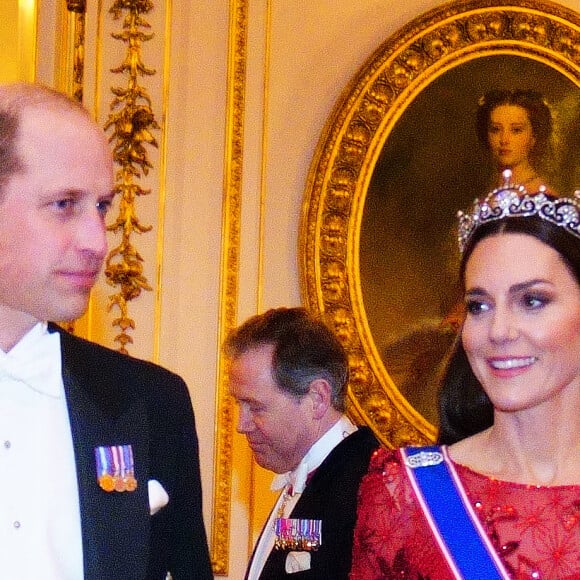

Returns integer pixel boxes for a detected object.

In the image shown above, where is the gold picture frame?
[300,0,580,448]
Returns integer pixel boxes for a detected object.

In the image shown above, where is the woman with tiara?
[350,175,580,579]
[476,89,557,194]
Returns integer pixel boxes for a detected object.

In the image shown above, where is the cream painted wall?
[0,0,36,82]
[15,0,580,577]
[0,0,21,81]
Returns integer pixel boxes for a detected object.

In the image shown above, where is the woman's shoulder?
[449,434,580,489]
[368,445,451,472]
[367,446,403,472]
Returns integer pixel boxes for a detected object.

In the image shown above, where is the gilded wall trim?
[65,0,86,101]
[152,0,173,363]
[211,0,249,574]
[104,0,157,354]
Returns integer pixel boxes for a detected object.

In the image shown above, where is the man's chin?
[252,453,275,472]
[50,301,90,325]
[253,456,288,474]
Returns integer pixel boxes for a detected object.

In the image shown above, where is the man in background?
[0,82,213,579]
[225,307,379,579]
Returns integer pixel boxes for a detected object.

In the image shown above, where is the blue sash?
[402,445,510,579]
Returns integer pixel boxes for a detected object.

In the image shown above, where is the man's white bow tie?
[271,462,310,496]
[0,331,62,397]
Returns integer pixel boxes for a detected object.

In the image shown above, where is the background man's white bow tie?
[271,462,309,496]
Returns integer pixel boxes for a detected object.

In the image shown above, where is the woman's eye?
[522,294,548,310]
[465,299,488,315]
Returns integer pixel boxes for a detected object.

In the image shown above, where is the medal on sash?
[274,518,322,551]
[95,444,138,492]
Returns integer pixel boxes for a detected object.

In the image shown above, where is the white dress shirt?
[247,415,357,580]
[0,322,83,579]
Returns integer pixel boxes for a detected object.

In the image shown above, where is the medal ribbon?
[95,444,138,492]
[274,518,321,551]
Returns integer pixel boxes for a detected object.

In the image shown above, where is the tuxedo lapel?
[245,492,283,580]
[258,427,378,579]
[59,330,151,580]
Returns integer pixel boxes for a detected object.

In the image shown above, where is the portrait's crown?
[457,169,580,253]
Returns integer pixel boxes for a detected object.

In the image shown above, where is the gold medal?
[114,476,126,492]
[124,475,138,492]
[95,444,137,493]
[99,473,115,492]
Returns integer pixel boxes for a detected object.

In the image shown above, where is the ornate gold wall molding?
[65,0,86,101]
[212,2,248,574]
[104,0,157,354]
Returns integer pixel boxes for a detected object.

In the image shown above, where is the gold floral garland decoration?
[104,0,157,353]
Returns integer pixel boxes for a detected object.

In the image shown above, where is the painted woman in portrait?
[476,89,557,195]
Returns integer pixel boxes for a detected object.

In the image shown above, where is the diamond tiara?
[457,170,580,254]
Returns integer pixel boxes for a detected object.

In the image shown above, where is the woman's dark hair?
[437,210,580,445]
[461,211,580,286]
[437,339,494,445]
[476,89,553,167]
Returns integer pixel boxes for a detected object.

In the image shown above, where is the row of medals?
[98,472,138,492]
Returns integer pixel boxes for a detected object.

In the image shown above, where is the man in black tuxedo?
[0,82,213,579]
[225,307,379,579]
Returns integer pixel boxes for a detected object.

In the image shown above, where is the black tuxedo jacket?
[255,426,379,579]
[51,324,213,580]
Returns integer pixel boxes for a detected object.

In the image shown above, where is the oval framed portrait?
[300,0,580,447]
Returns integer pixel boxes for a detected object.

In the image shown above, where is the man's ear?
[307,378,332,419]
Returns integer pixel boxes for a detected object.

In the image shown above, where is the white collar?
[271,415,357,494]
[0,322,63,397]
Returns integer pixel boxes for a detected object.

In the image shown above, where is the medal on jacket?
[95,444,138,492]
[274,518,322,551]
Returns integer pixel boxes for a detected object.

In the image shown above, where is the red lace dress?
[350,447,579,579]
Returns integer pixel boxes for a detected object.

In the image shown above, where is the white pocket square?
[148,479,169,515]
[285,551,311,573]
